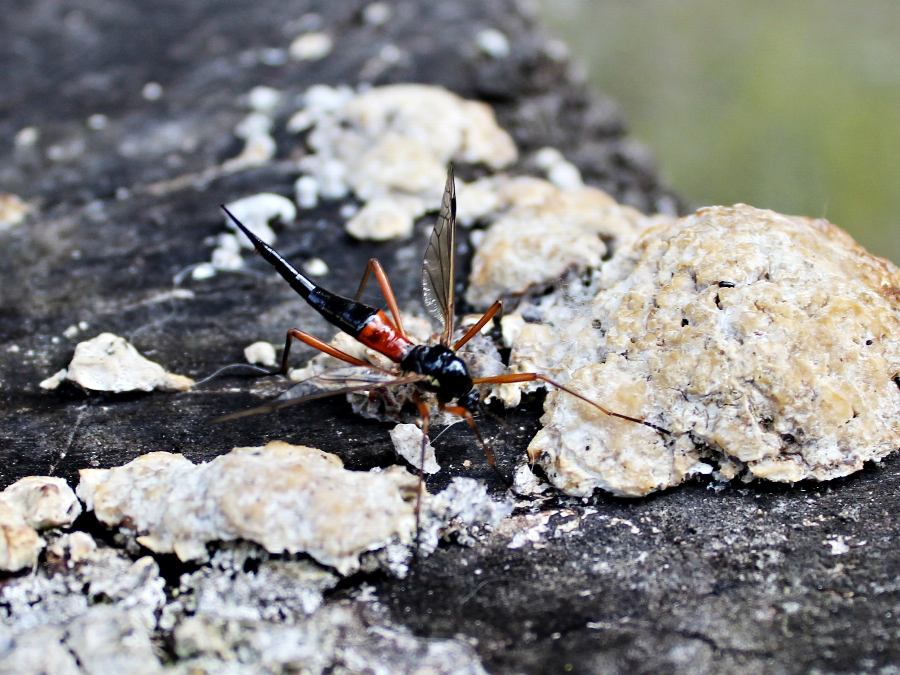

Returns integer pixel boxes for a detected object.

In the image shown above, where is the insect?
[220,166,668,540]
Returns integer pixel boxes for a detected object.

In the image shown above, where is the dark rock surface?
[1,1,897,673]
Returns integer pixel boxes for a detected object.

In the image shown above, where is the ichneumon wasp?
[219,166,669,540]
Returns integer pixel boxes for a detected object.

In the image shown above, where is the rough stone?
[2,0,895,672]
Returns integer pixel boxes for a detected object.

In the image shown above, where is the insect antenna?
[412,397,432,563]
[194,363,273,386]
[472,372,671,436]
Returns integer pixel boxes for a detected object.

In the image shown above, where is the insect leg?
[280,328,371,375]
[354,258,409,340]
[453,300,503,351]
[471,372,671,436]
[440,404,497,469]
[413,397,431,559]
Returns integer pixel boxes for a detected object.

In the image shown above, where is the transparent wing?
[422,165,457,346]
[214,367,424,422]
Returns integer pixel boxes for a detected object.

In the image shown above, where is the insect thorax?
[400,345,473,403]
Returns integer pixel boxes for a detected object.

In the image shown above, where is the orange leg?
[355,258,409,340]
[440,404,496,468]
[471,372,671,436]
[453,300,503,351]
[280,328,371,375]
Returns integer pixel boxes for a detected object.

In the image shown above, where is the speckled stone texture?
[1,1,898,673]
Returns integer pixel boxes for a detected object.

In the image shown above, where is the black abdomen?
[307,287,378,338]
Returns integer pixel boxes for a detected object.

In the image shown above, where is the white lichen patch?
[511,461,552,497]
[0,193,30,231]
[142,81,163,100]
[1,477,81,530]
[47,531,98,564]
[417,478,514,554]
[190,192,297,280]
[170,601,487,674]
[463,175,647,308]
[390,423,440,474]
[39,368,68,391]
[0,532,487,674]
[243,341,277,368]
[489,317,554,408]
[502,510,553,550]
[14,126,39,148]
[529,363,707,497]
[534,146,584,189]
[47,332,194,393]
[524,204,900,496]
[289,31,333,61]
[295,174,320,208]
[1,537,167,671]
[475,28,511,59]
[76,441,420,575]
[223,86,281,172]
[288,84,516,240]
[223,192,296,249]
[304,257,329,276]
[0,477,81,572]
[825,535,851,555]
[1,605,165,674]
[345,195,425,241]
[223,121,276,171]
[246,85,282,114]
[362,2,392,26]
[160,544,339,629]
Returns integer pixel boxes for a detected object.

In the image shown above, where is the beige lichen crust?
[288,84,517,240]
[527,205,900,496]
[76,441,419,574]
[463,176,649,308]
[40,332,194,393]
[0,477,81,572]
[0,193,30,230]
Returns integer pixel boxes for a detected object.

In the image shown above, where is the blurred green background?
[539,0,899,263]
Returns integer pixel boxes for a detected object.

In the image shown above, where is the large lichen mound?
[525,204,900,496]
